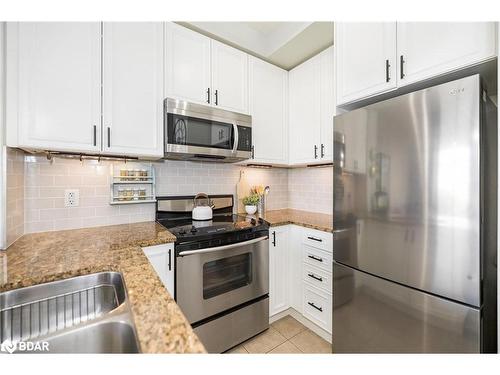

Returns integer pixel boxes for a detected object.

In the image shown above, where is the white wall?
[1,22,6,249]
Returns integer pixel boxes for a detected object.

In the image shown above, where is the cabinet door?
[8,22,101,153]
[211,40,248,114]
[319,47,335,161]
[288,55,321,165]
[102,23,164,158]
[248,56,288,164]
[269,226,289,316]
[336,22,397,105]
[397,22,497,86]
[165,22,211,106]
[143,244,175,296]
[288,225,303,313]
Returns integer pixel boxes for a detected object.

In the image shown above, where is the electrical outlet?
[64,189,80,207]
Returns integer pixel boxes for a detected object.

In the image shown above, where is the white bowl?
[245,205,257,215]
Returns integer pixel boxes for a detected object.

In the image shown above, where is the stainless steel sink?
[0,272,140,353]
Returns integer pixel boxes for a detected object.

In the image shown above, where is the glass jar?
[133,188,139,200]
[140,169,148,179]
[126,188,133,201]
[139,188,147,200]
[119,169,127,177]
[117,188,125,201]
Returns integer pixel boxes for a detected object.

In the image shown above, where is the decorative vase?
[245,205,257,215]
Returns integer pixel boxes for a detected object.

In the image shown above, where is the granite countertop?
[260,208,334,233]
[0,222,206,354]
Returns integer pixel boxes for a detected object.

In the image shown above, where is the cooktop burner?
[156,194,270,252]
[157,214,263,238]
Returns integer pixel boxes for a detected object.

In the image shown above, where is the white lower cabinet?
[269,225,333,334]
[302,283,332,333]
[142,243,175,296]
[269,225,290,316]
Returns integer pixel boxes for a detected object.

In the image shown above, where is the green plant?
[242,194,260,206]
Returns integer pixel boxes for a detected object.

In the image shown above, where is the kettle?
[192,193,214,221]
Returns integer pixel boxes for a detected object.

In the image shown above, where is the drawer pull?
[308,255,323,262]
[308,302,323,312]
[308,273,323,282]
[307,236,323,242]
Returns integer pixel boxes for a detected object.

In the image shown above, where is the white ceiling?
[177,22,334,70]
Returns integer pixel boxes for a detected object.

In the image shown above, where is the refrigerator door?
[333,262,480,353]
[333,75,481,306]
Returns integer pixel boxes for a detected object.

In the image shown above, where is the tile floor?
[226,315,331,354]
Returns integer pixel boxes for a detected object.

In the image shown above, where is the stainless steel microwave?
[164,98,252,163]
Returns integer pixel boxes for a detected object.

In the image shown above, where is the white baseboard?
[270,307,332,344]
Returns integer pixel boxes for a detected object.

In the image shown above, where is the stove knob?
[179,228,186,235]
[251,218,257,225]
[190,226,197,234]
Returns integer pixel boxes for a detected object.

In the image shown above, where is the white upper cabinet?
[165,22,211,105]
[248,56,288,164]
[211,40,249,114]
[165,23,248,114]
[102,23,164,158]
[397,22,497,86]
[319,47,335,162]
[336,22,397,105]
[289,46,334,166]
[6,22,101,153]
[289,54,321,165]
[336,22,497,105]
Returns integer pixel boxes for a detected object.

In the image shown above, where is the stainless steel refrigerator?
[332,74,497,353]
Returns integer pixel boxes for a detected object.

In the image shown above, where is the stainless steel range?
[156,195,270,353]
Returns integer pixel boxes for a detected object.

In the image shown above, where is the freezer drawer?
[333,262,480,353]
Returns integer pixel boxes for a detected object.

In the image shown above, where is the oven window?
[167,113,234,150]
[202,253,252,299]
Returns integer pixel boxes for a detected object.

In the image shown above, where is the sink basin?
[0,272,140,353]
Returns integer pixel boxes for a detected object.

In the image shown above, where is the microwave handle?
[232,122,239,153]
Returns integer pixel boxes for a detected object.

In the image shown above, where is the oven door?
[176,236,269,324]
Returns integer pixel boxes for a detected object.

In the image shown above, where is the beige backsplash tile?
[4,148,333,237]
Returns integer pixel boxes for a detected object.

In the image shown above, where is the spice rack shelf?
[109,163,156,205]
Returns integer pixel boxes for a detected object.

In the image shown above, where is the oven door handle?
[178,236,269,256]
[232,122,239,154]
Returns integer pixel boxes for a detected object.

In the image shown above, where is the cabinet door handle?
[251,145,255,159]
[385,59,391,82]
[107,127,111,148]
[168,249,172,271]
[307,236,323,242]
[93,125,97,146]
[206,88,210,104]
[308,254,323,262]
[320,144,325,158]
[215,90,219,106]
[400,55,405,79]
[314,145,318,159]
[272,231,276,247]
[308,273,323,282]
[308,302,323,312]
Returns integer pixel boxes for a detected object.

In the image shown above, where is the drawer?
[302,228,332,252]
[302,263,332,294]
[303,283,332,333]
[302,244,333,273]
